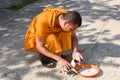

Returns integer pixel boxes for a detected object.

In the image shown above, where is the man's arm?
[36,37,61,61]
[36,37,72,70]
[71,31,79,52]
[71,31,83,62]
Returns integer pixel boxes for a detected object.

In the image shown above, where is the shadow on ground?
[0,0,120,80]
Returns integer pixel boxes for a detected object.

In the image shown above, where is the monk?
[24,7,83,71]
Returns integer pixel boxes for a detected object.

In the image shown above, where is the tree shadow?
[0,0,120,80]
[77,43,120,66]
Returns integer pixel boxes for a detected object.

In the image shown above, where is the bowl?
[75,64,100,78]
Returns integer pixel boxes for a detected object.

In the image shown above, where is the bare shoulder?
[36,37,45,45]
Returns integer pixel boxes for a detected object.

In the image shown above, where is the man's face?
[61,22,79,32]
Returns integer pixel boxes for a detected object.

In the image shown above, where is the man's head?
[59,11,82,32]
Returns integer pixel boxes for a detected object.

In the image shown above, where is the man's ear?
[64,20,69,26]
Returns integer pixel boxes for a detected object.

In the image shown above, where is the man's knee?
[46,34,58,41]
[45,34,62,54]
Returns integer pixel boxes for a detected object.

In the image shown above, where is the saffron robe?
[24,7,72,56]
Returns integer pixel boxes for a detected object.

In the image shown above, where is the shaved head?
[61,11,82,27]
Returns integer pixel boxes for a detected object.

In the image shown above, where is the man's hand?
[72,51,83,63]
[58,58,72,72]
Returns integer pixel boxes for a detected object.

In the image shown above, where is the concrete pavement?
[0,0,120,80]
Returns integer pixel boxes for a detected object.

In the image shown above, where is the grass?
[6,0,36,10]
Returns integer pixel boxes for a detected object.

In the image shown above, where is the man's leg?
[58,32,72,62]
[39,34,62,68]
[39,32,72,68]
[58,32,72,51]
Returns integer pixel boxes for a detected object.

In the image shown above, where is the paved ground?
[0,0,120,80]
[0,0,24,8]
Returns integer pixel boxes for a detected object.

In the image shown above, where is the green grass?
[6,0,36,10]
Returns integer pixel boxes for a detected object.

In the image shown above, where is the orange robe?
[24,7,72,56]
